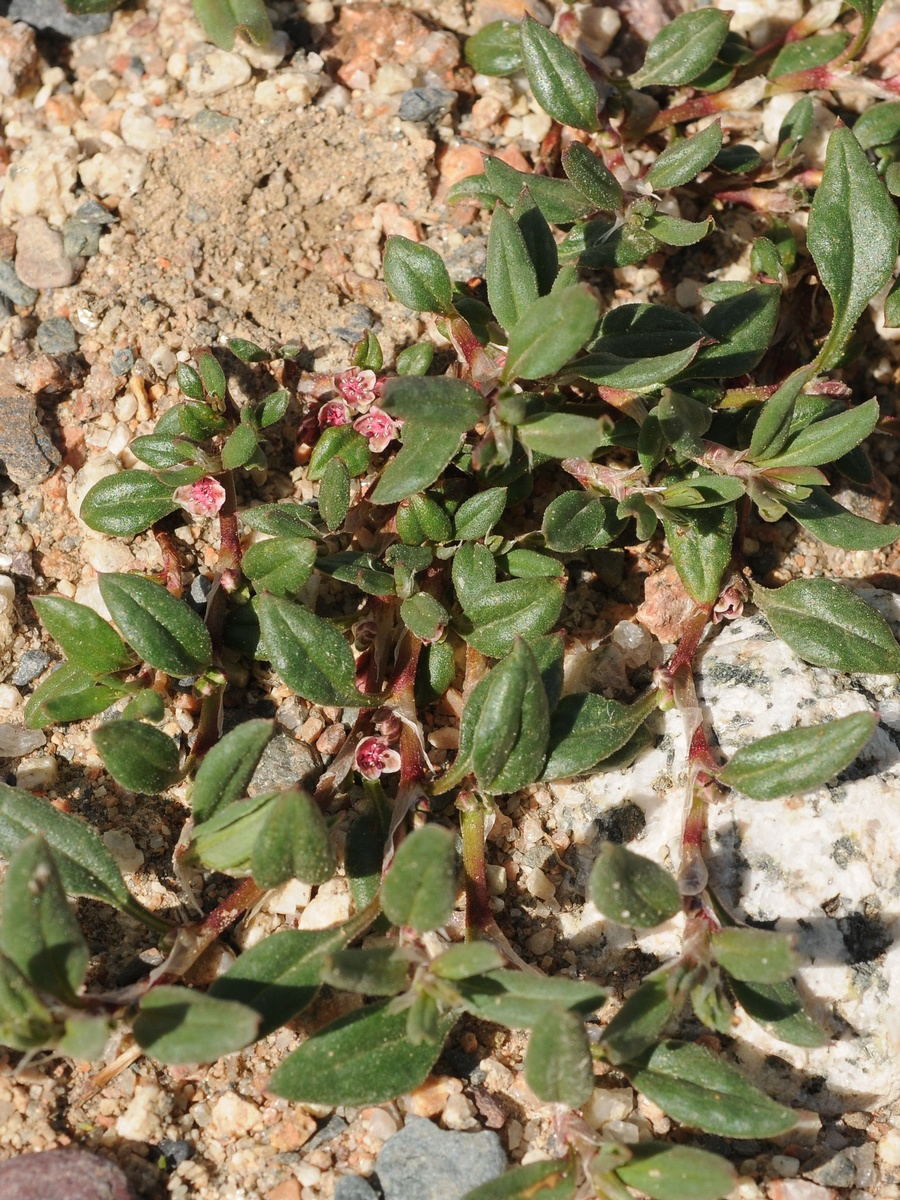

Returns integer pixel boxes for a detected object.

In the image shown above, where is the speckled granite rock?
[0,371,59,486]
[550,588,900,1112]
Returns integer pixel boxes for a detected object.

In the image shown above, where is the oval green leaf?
[381,824,458,933]
[98,573,212,676]
[79,471,179,537]
[589,842,681,929]
[93,720,182,794]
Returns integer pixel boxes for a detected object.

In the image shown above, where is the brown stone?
[15,217,77,290]
[635,563,701,644]
[0,368,60,487]
[266,1181,302,1200]
[328,4,460,88]
[0,1147,134,1200]
[268,1110,317,1152]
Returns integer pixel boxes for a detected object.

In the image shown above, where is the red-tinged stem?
[217,468,243,582]
[647,90,730,134]
[148,877,265,988]
[153,525,183,597]
[458,794,495,935]
[185,684,224,766]
[666,605,712,677]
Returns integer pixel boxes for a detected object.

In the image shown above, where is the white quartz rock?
[550,589,900,1111]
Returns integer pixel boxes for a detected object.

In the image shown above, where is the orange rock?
[635,564,701,644]
[267,1181,302,1200]
[404,1074,462,1117]
[269,1110,317,1152]
[469,0,553,32]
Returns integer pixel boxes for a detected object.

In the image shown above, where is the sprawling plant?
[4,6,900,1197]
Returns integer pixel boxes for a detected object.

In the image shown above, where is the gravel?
[373,1118,507,1200]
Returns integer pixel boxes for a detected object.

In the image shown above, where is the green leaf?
[93,721,182,794]
[322,948,409,996]
[589,843,681,929]
[320,457,350,532]
[757,397,880,468]
[769,31,848,78]
[384,236,453,314]
[487,206,539,332]
[251,788,336,888]
[777,95,814,156]
[601,975,680,1065]
[622,1040,797,1137]
[0,836,88,1003]
[729,977,827,1047]
[32,597,135,676]
[134,987,259,1064]
[258,388,291,428]
[396,342,435,376]
[752,577,900,673]
[308,425,370,481]
[471,639,549,793]
[396,493,453,545]
[465,20,523,76]
[241,502,321,539]
[24,661,126,730]
[541,690,660,781]
[198,352,226,402]
[747,367,813,461]
[647,123,723,190]
[192,0,273,47]
[120,689,165,723]
[401,593,449,641]
[221,422,259,470]
[484,158,596,225]
[454,488,508,541]
[175,364,204,401]
[371,425,464,505]
[270,1000,455,1105]
[242,537,317,596]
[711,927,798,984]
[615,1144,737,1200]
[176,400,227,440]
[686,284,781,379]
[0,783,166,930]
[315,551,395,597]
[457,576,566,658]
[644,214,714,247]
[256,593,373,707]
[129,434,194,469]
[431,942,506,981]
[504,286,599,381]
[716,711,877,800]
[382,375,487,432]
[573,343,702,391]
[524,1008,593,1107]
[98,573,212,677]
[0,956,56,1051]
[714,144,764,175]
[562,143,623,210]
[227,336,270,363]
[631,9,731,87]
[542,493,625,553]
[513,189,559,294]
[854,100,900,150]
[191,719,274,823]
[381,825,458,932]
[460,1160,576,1200]
[210,921,364,1037]
[809,125,900,369]
[79,471,179,537]
[517,412,611,459]
[781,488,900,550]
[453,541,498,608]
[663,503,736,607]
[519,14,598,132]
[456,969,606,1030]
[189,791,276,875]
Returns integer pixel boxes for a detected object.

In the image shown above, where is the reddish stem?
[153,525,183,597]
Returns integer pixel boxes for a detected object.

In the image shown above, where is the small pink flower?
[354,735,402,780]
[335,367,378,411]
[353,406,398,453]
[317,399,352,428]
[174,476,226,518]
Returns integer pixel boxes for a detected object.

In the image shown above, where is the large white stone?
[550,589,900,1112]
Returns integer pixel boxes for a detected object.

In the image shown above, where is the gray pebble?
[189,574,213,606]
[248,728,321,794]
[189,109,241,140]
[374,1118,507,1200]
[0,1146,134,1200]
[11,649,51,688]
[333,303,377,346]
[334,1177,378,1200]
[36,317,77,354]
[63,219,102,259]
[110,348,135,377]
[305,1113,349,1152]
[0,259,38,308]
[398,88,456,123]
[0,379,60,487]
[7,0,113,38]
[73,200,117,226]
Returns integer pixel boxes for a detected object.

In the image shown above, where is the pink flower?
[354,735,402,780]
[353,406,398,453]
[335,367,378,411]
[317,399,352,428]
[174,476,226,518]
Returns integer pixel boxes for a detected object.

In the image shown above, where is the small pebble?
[0,1146,133,1200]
[15,216,76,290]
[334,1178,377,1200]
[0,725,45,757]
[188,109,241,140]
[186,49,252,99]
[36,316,77,354]
[101,830,145,874]
[11,648,51,687]
[374,1117,507,1200]
[110,348,135,376]
[0,258,39,307]
[156,1140,193,1170]
[399,87,456,122]
[15,753,58,789]
[63,219,103,259]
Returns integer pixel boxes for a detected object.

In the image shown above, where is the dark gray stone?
[398,88,456,123]
[189,574,213,606]
[7,0,113,38]
[156,1139,193,1170]
[0,377,59,487]
[63,219,102,259]
[334,1177,378,1200]
[189,109,241,140]
[12,649,51,687]
[304,1113,349,1152]
[374,1118,507,1200]
[248,728,321,794]
[332,303,377,346]
[110,348,134,377]
[36,317,77,354]
[0,1147,133,1200]
[0,258,38,307]
[73,200,117,226]
[805,1149,862,1189]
